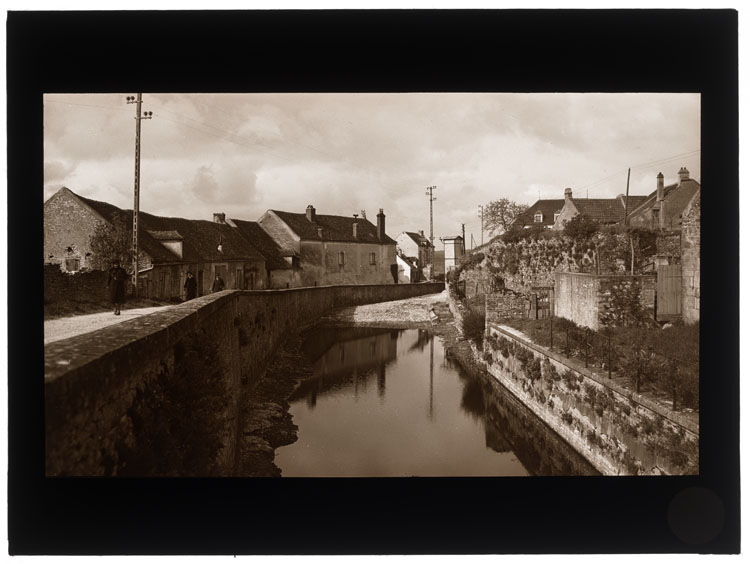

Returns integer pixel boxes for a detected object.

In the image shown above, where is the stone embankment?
[447,290,698,475]
[45,282,444,476]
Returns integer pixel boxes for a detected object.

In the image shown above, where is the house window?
[369,252,376,265]
[534,212,543,223]
[338,251,346,267]
[65,258,80,272]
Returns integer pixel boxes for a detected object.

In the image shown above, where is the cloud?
[191,165,220,203]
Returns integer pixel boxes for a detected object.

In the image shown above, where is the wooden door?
[657,264,682,320]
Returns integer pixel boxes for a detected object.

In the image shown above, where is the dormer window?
[554,212,561,223]
[534,212,543,223]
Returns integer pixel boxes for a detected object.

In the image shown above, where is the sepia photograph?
[7,7,739,556]
[43,92,701,478]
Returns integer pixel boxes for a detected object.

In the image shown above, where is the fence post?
[549,314,553,349]
[607,334,612,379]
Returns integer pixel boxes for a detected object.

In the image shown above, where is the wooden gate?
[657,264,682,321]
[534,287,553,319]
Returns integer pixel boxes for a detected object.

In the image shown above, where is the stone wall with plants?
[681,192,700,323]
[486,290,530,323]
[481,325,698,475]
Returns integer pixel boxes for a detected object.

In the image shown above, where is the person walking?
[184,271,198,301]
[211,273,225,293]
[107,260,128,315]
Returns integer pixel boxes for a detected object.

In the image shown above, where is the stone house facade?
[256,205,397,286]
[681,189,700,323]
[396,230,434,280]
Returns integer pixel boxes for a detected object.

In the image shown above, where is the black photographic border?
[7,9,739,555]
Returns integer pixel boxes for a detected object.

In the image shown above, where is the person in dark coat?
[184,271,198,301]
[211,273,225,293]
[107,260,128,315]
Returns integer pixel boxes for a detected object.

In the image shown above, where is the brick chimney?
[213,212,226,224]
[376,208,386,241]
[419,229,425,237]
[657,172,665,230]
[306,205,316,223]
[678,167,690,184]
[564,187,572,200]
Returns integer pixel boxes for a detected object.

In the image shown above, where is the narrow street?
[44,305,172,345]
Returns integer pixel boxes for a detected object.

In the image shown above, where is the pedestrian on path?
[107,260,128,315]
[184,271,198,301]
[211,273,225,293]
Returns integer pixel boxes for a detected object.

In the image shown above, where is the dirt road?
[44,305,172,345]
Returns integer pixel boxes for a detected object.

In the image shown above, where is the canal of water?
[275,327,597,477]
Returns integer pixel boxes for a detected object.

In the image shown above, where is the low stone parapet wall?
[45,282,444,476]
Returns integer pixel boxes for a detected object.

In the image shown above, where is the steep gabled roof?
[397,252,418,270]
[77,192,264,263]
[230,219,292,270]
[625,181,685,220]
[271,210,396,245]
[147,230,183,241]
[569,198,628,223]
[402,231,433,247]
[513,199,565,227]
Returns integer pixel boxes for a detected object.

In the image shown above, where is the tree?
[89,215,133,271]
[483,198,529,236]
[563,213,599,241]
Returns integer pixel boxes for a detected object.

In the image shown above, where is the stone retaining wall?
[484,323,698,475]
[486,290,530,322]
[45,282,444,476]
[554,272,656,330]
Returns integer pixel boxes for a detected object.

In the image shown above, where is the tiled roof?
[230,219,292,270]
[403,231,433,247]
[147,230,183,241]
[397,252,418,270]
[513,199,565,227]
[625,182,682,220]
[271,210,396,245]
[569,198,629,223]
[78,193,264,263]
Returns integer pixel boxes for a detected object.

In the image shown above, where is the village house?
[396,253,419,284]
[551,187,649,230]
[226,216,301,289]
[396,230,434,281]
[625,168,701,231]
[511,198,566,230]
[256,205,398,286]
[43,187,267,299]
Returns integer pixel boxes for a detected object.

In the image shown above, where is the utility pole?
[425,186,437,247]
[461,223,466,254]
[623,167,631,226]
[477,204,484,246]
[126,94,153,297]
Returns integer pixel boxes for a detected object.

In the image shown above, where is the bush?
[462,308,486,346]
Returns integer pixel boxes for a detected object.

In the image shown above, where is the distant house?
[396,230,434,281]
[226,217,301,289]
[396,253,419,284]
[43,187,267,299]
[551,187,648,230]
[511,198,566,230]
[441,235,465,272]
[625,168,701,231]
[257,205,398,286]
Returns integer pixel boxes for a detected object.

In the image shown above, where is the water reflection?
[276,328,596,477]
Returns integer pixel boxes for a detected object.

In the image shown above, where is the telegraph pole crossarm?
[126,94,153,297]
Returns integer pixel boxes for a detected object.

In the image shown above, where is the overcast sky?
[44,93,700,246]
